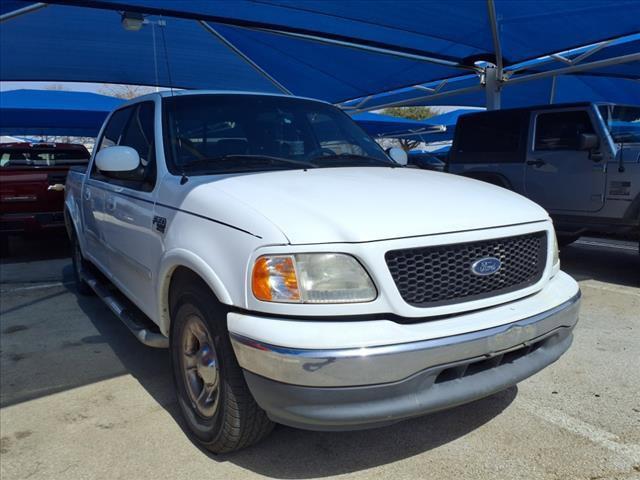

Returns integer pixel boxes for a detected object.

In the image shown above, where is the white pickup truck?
[65,91,581,453]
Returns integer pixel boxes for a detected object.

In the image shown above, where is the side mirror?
[95,146,141,176]
[578,133,599,151]
[386,147,408,165]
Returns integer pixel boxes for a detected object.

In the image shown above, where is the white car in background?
[65,91,580,453]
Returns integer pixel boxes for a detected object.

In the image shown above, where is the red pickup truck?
[0,142,90,252]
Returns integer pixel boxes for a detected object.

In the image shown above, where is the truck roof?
[121,90,332,108]
[458,102,640,119]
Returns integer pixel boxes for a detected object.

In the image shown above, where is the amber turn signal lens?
[252,255,301,303]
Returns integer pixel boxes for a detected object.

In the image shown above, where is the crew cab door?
[95,102,160,317]
[525,108,606,213]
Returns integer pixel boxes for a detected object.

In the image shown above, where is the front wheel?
[170,280,274,453]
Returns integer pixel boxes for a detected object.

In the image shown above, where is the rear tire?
[70,232,93,296]
[170,279,274,453]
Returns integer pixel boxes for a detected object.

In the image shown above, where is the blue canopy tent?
[1,1,638,107]
[0,89,123,136]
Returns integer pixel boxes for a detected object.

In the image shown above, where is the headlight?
[552,229,560,268]
[251,253,376,303]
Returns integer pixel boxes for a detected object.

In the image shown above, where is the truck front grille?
[385,231,547,307]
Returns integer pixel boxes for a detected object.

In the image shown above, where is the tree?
[99,84,156,99]
[380,106,439,151]
[381,106,438,121]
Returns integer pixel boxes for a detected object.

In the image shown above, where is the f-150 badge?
[153,215,167,234]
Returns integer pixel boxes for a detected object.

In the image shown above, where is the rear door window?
[98,107,133,151]
[120,102,155,168]
[92,102,156,191]
[534,110,595,151]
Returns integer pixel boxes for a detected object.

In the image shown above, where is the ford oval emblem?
[471,257,502,276]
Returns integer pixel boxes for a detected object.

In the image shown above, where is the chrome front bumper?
[230,291,581,388]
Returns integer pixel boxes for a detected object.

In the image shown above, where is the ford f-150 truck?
[65,91,580,453]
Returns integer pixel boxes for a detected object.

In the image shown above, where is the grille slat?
[385,232,547,307]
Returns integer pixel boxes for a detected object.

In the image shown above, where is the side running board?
[83,271,169,349]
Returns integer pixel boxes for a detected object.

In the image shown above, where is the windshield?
[162,94,392,175]
[598,105,640,144]
[0,146,90,168]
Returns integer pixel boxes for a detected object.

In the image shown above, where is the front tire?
[170,280,274,453]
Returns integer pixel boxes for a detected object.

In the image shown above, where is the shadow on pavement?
[0,231,71,265]
[0,268,172,409]
[560,238,639,288]
[211,388,516,478]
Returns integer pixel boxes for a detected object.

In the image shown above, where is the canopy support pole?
[0,2,47,22]
[351,84,484,112]
[487,0,503,73]
[250,27,477,72]
[507,52,640,86]
[485,65,501,110]
[198,21,292,95]
[486,0,503,110]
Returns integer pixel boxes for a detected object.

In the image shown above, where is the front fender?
[156,248,233,336]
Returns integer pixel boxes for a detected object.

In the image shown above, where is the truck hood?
[202,167,549,244]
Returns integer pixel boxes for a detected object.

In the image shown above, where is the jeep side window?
[452,111,525,164]
[534,111,595,151]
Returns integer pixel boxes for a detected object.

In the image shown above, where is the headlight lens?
[251,253,376,303]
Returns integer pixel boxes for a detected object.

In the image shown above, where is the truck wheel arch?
[157,250,233,336]
[64,199,81,241]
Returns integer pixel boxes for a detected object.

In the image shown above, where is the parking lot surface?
[1,234,639,480]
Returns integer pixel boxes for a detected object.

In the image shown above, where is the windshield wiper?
[181,154,318,172]
[310,153,396,167]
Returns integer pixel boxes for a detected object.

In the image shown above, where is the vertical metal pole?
[486,0,503,74]
[549,76,557,104]
[485,65,501,110]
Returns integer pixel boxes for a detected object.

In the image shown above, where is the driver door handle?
[83,189,91,201]
[106,197,116,211]
[526,159,546,168]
